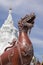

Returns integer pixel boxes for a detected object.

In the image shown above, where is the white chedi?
[0,9,18,55]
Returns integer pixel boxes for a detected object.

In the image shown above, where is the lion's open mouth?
[26,15,35,24]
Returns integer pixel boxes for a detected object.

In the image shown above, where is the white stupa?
[0,8,18,55]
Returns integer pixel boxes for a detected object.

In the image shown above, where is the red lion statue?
[0,13,36,65]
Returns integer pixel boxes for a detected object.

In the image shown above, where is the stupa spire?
[9,8,12,14]
[6,8,13,24]
[1,8,14,30]
[0,8,18,55]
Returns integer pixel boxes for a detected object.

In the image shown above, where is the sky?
[0,0,43,62]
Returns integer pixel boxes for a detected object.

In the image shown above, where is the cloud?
[30,26,43,47]
[31,38,43,46]
[0,0,43,15]
[31,26,43,36]
[30,36,43,62]
[0,0,23,9]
